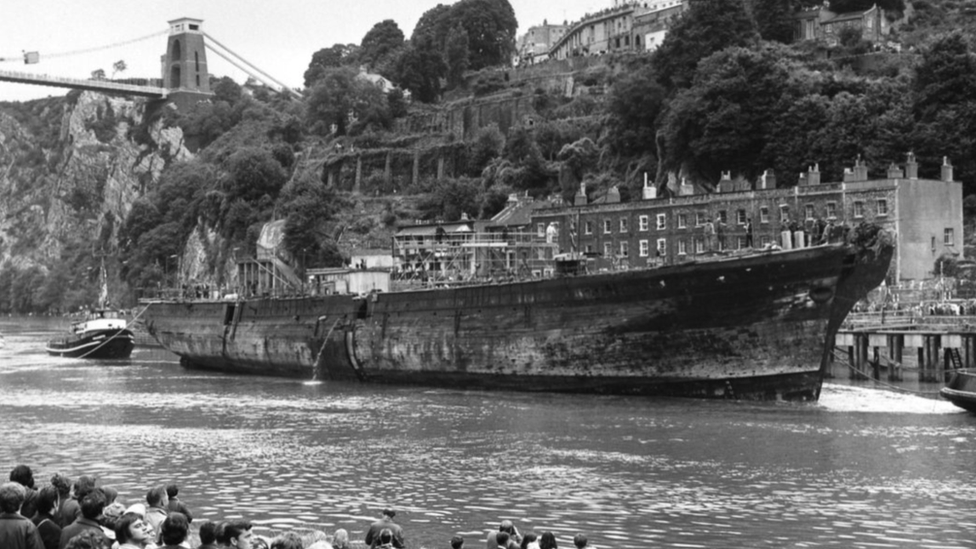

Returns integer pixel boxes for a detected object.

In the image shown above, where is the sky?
[0,0,609,103]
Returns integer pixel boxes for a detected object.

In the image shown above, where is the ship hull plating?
[144,241,892,401]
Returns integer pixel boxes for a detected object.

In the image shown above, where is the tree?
[751,0,796,43]
[112,60,127,79]
[606,60,668,156]
[445,23,471,88]
[90,68,106,80]
[225,147,288,203]
[304,44,360,87]
[652,0,760,90]
[361,20,405,70]
[279,178,345,267]
[305,67,391,135]
[659,44,800,182]
[392,37,446,103]
[450,0,518,71]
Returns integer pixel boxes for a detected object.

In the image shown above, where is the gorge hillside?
[1,0,976,313]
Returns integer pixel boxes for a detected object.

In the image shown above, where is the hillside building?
[548,0,685,60]
[530,154,961,283]
[793,4,909,45]
[517,20,569,65]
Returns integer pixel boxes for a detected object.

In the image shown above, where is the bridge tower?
[161,17,213,109]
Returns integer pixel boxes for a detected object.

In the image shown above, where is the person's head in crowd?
[100,486,118,504]
[145,485,168,508]
[520,533,538,549]
[572,534,588,549]
[198,520,218,545]
[499,520,516,535]
[165,484,179,500]
[496,532,511,549]
[80,488,107,520]
[451,534,465,549]
[223,519,254,548]
[124,503,146,518]
[114,513,151,547]
[332,527,351,549]
[36,484,60,516]
[379,528,394,546]
[101,502,126,528]
[160,512,189,546]
[270,531,303,549]
[539,531,558,549]
[9,464,35,489]
[51,473,72,499]
[0,482,26,514]
[64,529,111,549]
[74,475,98,500]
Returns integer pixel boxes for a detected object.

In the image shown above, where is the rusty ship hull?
[144,239,892,401]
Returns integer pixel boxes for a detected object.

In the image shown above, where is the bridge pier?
[886,334,903,381]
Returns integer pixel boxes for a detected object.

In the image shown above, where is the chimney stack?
[942,156,954,181]
[606,185,620,204]
[574,181,587,206]
[679,177,694,196]
[759,169,776,190]
[806,164,821,186]
[906,152,918,179]
[718,171,733,193]
[642,172,657,200]
[886,162,904,179]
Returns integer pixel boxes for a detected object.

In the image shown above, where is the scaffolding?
[392,229,558,287]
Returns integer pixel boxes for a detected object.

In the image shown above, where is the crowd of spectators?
[0,466,597,549]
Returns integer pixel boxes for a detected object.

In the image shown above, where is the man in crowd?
[9,465,39,519]
[485,520,520,549]
[58,489,105,549]
[0,481,44,549]
[59,476,96,528]
[365,509,404,549]
[221,520,255,549]
[144,485,168,541]
[48,475,71,529]
[31,485,61,549]
[165,484,193,523]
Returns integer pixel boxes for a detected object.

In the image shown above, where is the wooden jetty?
[834,312,976,383]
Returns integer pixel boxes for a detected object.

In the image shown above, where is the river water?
[1,317,974,549]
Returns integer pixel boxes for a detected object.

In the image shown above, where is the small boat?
[45,309,135,359]
[940,370,976,412]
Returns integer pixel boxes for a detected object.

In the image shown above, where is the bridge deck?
[0,69,166,98]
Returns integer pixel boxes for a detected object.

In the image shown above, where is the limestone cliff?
[0,91,190,267]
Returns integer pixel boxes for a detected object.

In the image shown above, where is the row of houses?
[516,1,909,65]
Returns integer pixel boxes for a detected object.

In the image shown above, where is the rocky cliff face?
[0,91,190,267]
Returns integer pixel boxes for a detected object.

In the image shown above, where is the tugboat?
[45,308,135,359]
[45,254,134,359]
[940,369,976,413]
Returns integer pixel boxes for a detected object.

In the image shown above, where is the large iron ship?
[143,225,892,401]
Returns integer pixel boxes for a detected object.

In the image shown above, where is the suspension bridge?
[0,18,299,106]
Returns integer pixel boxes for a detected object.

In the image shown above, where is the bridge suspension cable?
[203,32,301,99]
[0,30,167,63]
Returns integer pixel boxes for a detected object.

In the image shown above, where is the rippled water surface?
[1,317,975,548]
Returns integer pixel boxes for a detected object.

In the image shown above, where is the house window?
[656,213,667,230]
[760,207,769,224]
[639,215,649,231]
[619,218,629,233]
[945,228,955,246]
[805,204,814,220]
[695,238,704,254]
[877,199,888,216]
[585,244,593,253]
[718,210,728,224]
[603,219,612,234]
[639,240,649,257]
[620,241,629,257]
[656,238,667,256]
[696,211,706,226]
[854,201,865,218]
[678,240,687,255]
[737,236,746,250]
[760,235,770,248]
[584,221,593,235]
[604,242,613,257]
[780,206,790,223]
[736,209,746,225]
[537,223,545,237]
[826,202,837,219]
[677,213,687,228]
